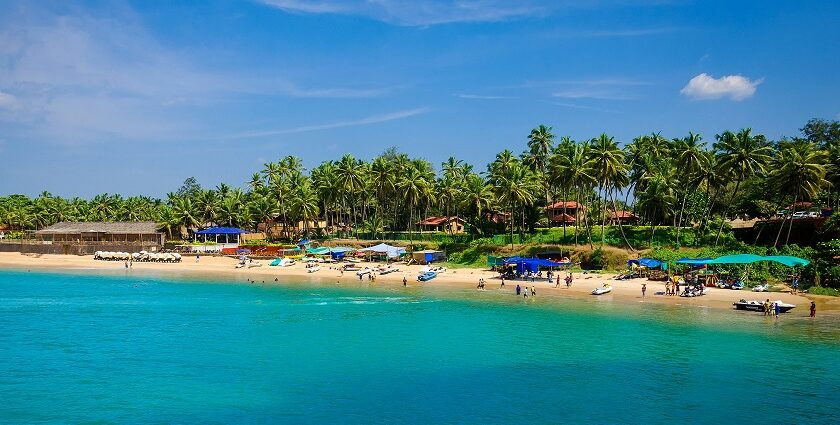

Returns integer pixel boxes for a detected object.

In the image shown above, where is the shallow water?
[1,270,838,424]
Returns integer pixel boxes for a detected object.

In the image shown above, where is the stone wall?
[0,242,161,256]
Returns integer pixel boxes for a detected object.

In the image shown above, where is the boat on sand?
[591,284,612,295]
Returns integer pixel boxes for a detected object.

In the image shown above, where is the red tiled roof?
[550,213,576,223]
[417,216,464,225]
[609,210,638,219]
[546,201,584,210]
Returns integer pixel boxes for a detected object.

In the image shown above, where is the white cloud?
[259,0,548,26]
[680,73,761,101]
[221,107,430,139]
[0,92,20,109]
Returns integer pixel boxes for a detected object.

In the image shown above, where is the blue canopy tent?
[628,258,663,269]
[503,257,565,274]
[194,227,249,245]
[327,247,355,260]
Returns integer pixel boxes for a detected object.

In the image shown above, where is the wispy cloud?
[222,107,430,139]
[0,92,20,109]
[0,4,393,144]
[511,78,653,89]
[258,0,549,26]
[455,93,511,100]
[680,73,762,101]
[552,90,634,100]
[552,102,621,113]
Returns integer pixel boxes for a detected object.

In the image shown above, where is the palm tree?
[397,163,432,245]
[525,124,555,175]
[170,196,198,238]
[769,140,829,245]
[673,132,707,245]
[290,183,320,236]
[461,173,494,235]
[492,161,539,248]
[712,128,772,246]
[588,134,631,248]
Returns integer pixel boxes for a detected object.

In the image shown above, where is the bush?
[806,286,840,296]
[578,247,627,270]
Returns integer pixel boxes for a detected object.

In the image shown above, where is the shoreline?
[2,252,838,315]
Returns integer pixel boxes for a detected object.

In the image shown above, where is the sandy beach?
[2,251,836,314]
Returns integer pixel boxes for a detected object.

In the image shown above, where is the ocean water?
[1,270,838,424]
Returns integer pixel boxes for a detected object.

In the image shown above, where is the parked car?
[791,211,808,219]
[807,211,820,218]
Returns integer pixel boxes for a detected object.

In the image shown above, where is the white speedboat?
[356,267,374,277]
[378,265,399,274]
[307,265,321,273]
[591,285,612,295]
[752,284,769,292]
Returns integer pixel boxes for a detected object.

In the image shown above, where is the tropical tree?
[712,128,772,246]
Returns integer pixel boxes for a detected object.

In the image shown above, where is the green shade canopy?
[764,255,810,267]
[306,247,331,255]
[706,254,809,267]
[707,254,766,264]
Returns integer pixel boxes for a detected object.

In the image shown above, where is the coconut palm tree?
[290,183,320,237]
[712,128,772,246]
[769,140,829,245]
[588,134,631,248]
[461,173,494,234]
[673,132,707,245]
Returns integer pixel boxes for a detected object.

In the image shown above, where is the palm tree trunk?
[609,188,635,251]
[714,179,742,247]
[562,187,568,243]
[785,189,800,245]
[599,181,607,247]
[649,206,657,247]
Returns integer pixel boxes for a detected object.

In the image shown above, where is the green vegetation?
[1,118,839,291]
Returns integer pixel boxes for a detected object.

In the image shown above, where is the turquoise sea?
[1,270,838,424]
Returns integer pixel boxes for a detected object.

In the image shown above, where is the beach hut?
[194,227,248,248]
[412,250,446,265]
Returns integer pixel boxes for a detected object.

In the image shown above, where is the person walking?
[556,275,561,288]
[763,299,771,316]
[641,283,647,297]
[515,284,521,296]
[810,301,816,318]
[403,277,407,287]
[566,273,573,288]
[774,301,781,319]
[531,286,536,297]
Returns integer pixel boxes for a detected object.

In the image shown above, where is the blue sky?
[1,0,838,197]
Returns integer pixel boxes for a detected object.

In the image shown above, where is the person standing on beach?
[556,275,561,288]
[774,301,781,319]
[516,284,521,296]
[500,277,505,289]
[810,301,816,317]
[763,299,770,316]
[531,286,536,297]
[195,255,200,263]
[403,277,407,287]
[641,283,646,297]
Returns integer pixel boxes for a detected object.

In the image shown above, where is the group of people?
[515,284,537,299]
[554,272,573,288]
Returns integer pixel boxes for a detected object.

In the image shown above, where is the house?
[546,201,586,223]
[35,221,165,245]
[609,210,639,225]
[416,216,466,234]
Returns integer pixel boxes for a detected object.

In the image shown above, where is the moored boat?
[591,284,612,295]
[733,299,795,313]
[418,271,438,282]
